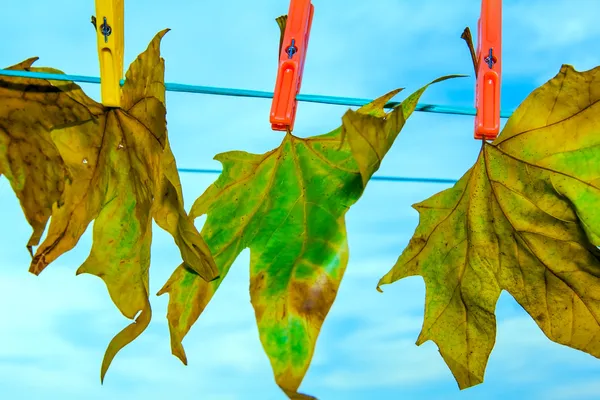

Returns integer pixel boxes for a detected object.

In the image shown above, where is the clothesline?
[178,168,458,184]
[0,69,514,118]
[0,68,497,185]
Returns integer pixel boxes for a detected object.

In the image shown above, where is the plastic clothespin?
[94,0,124,108]
[474,0,502,140]
[270,0,314,132]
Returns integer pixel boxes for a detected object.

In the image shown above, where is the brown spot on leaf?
[250,271,267,321]
[290,273,338,322]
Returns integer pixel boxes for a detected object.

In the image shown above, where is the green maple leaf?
[158,72,459,398]
[378,64,600,389]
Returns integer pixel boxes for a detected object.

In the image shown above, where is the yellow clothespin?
[94,0,124,107]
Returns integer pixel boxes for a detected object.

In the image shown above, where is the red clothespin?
[474,0,502,140]
[270,0,314,131]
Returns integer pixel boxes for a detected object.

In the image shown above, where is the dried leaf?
[1,30,218,380]
[378,64,600,389]
[158,75,459,398]
[152,137,218,282]
[0,59,98,250]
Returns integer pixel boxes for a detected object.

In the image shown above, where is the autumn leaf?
[378,64,600,389]
[158,73,459,398]
[0,59,97,251]
[152,137,218,281]
[0,29,219,380]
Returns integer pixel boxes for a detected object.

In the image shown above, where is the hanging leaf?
[158,73,459,399]
[1,30,219,380]
[378,64,600,389]
[0,59,97,251]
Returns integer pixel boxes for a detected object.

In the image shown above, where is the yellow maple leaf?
[379,64,600,389]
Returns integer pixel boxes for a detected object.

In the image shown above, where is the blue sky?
[1,0,600,399]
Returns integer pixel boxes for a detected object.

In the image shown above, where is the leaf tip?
[280,386,318,400]
[100,306,152,385]
[430,74,468,85]
[376,274,393,291]
[167,326,189,365]
[28,255,47,276]
[364,87,404,112]
[100,348,113,384]
[173,347,188,366]
[155,28,170,40]
[7,57,40,70]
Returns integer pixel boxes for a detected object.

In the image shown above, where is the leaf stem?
[276,15,287,58]
[460,27,479,77]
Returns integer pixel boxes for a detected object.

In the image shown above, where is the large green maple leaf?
[378,64,600,389]
[158,74,459,398]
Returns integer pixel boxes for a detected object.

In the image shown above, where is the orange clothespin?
[270,0,314,131]
[474,0,502,140]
